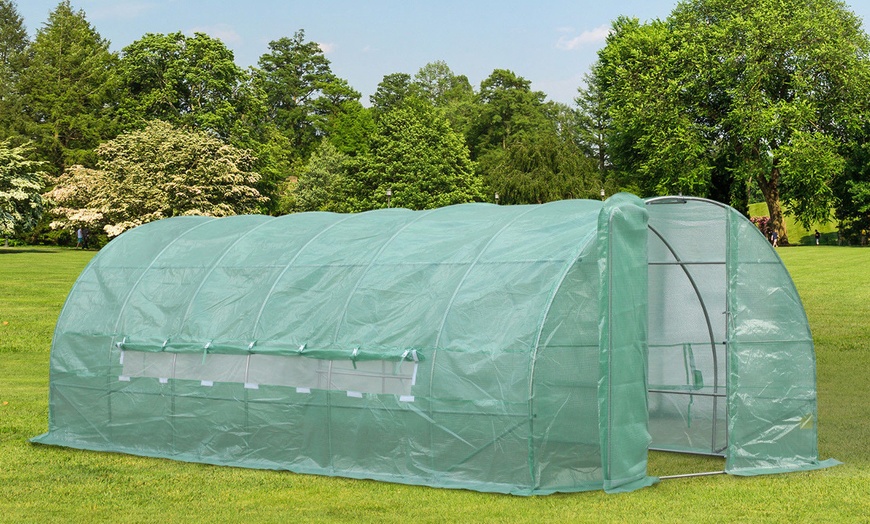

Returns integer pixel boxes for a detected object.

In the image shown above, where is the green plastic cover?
[644,197,838,474]
[32,194,834,494]
[32,196,656,495]
[597,194,657,492]
[723,203,839,474]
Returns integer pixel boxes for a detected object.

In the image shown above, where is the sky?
[15,0,870,107]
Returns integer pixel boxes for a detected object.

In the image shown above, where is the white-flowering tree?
[46,120,267,237]
[0,142,45,243]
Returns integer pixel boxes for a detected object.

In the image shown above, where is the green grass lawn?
[1,246,868,523]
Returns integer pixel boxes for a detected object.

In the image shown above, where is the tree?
[836,134,870,243]
[595,1,870,243]
[255,30,358,162]
[593,17,712,198]
[118,32,247,138]
[575,72,610,188]
[316,77,362,126]
[222,73,294,214]
[0,0,28,140]
[414,61,476,138]
[327,100,375,157]
[470,69,551,155]
[479,131,599,205]
[414,60,460,108]
[0,0,26,71]
[0,141,45,242]
[45,121,266,237]
[370,73,417,117]
[350,101,483,211]
[470,69,594,203]
[292,141,352,212]
[18,1,118,173]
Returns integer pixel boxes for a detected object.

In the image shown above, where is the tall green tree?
[119,32,295,212]
[292,141,352,212]
[45,120,266,237]
[350,100,483,211]
[18,1,118,173]
[594,1,870,243]
[0,0,28,140]
[478,132,599,205]
[471,69,593,203]
[415,60,459,107]
[370,73,417,118]
[594,17,711,198]
[414,61,476,138]
[575,72,610,189]
[470,69,551,155]
[836,133,870,243]
[316,77,362,125]
[255,30,358,162]
[0,141,45,242]
[327,100,375,157]
[220,72,294,214]
[118,32,246,138]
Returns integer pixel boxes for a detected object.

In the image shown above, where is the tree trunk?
[757,163,788,246]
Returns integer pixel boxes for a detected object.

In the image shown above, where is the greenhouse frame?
[32,194,837,494]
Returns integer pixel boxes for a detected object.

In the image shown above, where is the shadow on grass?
[0,248,64,255]
[796,232,840,246]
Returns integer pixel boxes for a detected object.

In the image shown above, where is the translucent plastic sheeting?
[646,197,838,474]
[32,194,836,495]
[597,194,657,492]
[34,197,658,495]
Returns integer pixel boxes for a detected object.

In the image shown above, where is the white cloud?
[556,24,611,51]
[187,24,242,45]
[317,42,337,54]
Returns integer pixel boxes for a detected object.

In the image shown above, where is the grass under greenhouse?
[0,245,868,523]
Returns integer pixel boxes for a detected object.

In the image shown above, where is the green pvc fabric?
[597,194,657,493]
[32,195,657,495]
[644,197,838,474]
[723,203,840,474]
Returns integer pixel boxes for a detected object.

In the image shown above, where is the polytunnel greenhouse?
[32,193,837,494]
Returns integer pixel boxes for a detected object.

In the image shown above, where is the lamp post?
[600,188,606,200]
[386,188,392,208]
[494,192,499,205]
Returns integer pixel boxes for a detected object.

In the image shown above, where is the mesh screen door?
[646,197,729,455]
